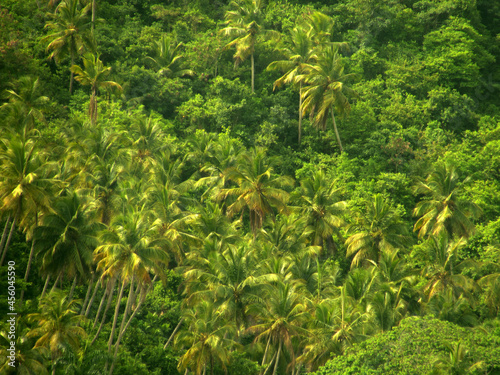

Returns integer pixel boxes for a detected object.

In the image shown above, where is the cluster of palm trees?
[219,2,356,149]
[1,95,494,374]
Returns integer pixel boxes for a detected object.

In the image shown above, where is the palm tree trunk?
[92,277,116,344]
[107,279,126,353]
[68,275,78,300]
[93,278,111,327]
[85,277,101,317]
[272,339,282,375]
[41,274,50,298]
[109,277,157,375]
[251,53,255,93]
[109,275,135,375]
[263,351,277,375]
[81,273,95,314]
[92,0,96,32]
[51,272,62,293]
[0,213,18,266]
[164,317,184,349]
[331,106,343,153]
[20,238,36,306]
[260,335,272,375]
[0,215,11,255]
[298,82,303,145]
[70,52,75,94]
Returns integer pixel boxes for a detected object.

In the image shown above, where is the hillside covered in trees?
[1,0,500,374]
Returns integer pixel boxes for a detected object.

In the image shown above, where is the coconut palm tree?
[247,281,308,375]
[0,318,49,375]
[346,194,409,268]
[413,164,482,239]
[295,170,347,254]
[70,52,122,125]
[176,301,236,375]
[421,234,478,301]
[300,44,357,152]
[27,291,86,375]
[34,192,102,288]
[0,76,49,135]
[0,136,55,266]
[429,341,485,375]
[218,148,294,237]
[145,35,194,78]
[94,207,169,371]
[43,0,94,93]
[267,26,314,144]
[221,0,278,93]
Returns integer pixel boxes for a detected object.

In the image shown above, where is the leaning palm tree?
[145,35,194,78]
[413,163,482,239]
[70,52,122,125]
[221,0,278,93]
[43,0,94,93]
[218,148,294,237]
[300,44,357,152]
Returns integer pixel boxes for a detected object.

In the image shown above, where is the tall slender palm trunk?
[41,275,50,298]
[260,335,272,375]
[0,215,11,255]
[251,53,255,93]
[81,273,95,314]
[85,276,100,317]
[331,106,343,153]
[69,52,75,94]
[272,340,282,375]
[92,277,116,344]
[298,82,303,145]
[0,213,19,266]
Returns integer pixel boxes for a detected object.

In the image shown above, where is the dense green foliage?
[0,0,500,374]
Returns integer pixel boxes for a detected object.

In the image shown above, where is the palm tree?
[34,192,101,288]
[0,318,49,375]
[221,0,278,93]
[346,194,409,268]
[421,234,478,301]
[413,164,482,239]
[43,0,94,93]
[176,301,236,375]
[70,52,122,125]
[0,76,49,135]
[267,26,314,144]
[218,148,294,237]
[145,35,194,78]
[300,44,357,152]
[27,291,86,375]
[0,136,55,266]
[247,281,308,375]
[94,207,169,370]
[295,170,347,253]
[183,244,273,330]
[430,341,485,375]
